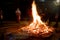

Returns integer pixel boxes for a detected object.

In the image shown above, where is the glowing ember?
[18,1,54,37]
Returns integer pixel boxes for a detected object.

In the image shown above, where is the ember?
[18,1,54,37]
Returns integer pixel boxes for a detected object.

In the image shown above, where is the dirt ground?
[0,21,60,40]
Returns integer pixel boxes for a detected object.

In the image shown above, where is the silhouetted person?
[0,9,3,26]
[15,8,21,23]
[54,14,58,28]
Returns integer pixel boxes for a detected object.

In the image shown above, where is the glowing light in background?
[54,0,60,6]
[39,0,45,2]
[56,0,59,3]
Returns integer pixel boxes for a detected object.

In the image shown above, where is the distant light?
[39,0,45,2]
[56,0,59,3]
[54,0,60,6]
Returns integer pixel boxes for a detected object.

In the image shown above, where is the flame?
[31,1,45,25]
[19,1,54,36]
[29,1,49,34]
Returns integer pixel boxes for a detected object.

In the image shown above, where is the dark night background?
[0,0,60,21]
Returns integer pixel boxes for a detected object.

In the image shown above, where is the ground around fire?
[0,21,60,40]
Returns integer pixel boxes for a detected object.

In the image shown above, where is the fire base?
[17,26,54,38]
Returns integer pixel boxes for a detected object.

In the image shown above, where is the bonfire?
[18,1,54,37]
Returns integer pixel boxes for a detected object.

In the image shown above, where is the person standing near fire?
[0,9,3,25]
[54,13,59,28]
[15,8,21,23]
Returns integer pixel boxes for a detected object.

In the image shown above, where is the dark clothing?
[0,19,3,26]
[0,10,3,26]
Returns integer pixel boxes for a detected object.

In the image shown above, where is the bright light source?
[54,0,60,6]
[56,0,59,3]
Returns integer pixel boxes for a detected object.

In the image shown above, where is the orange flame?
[29,1,49,33]
[20,1,54,36]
